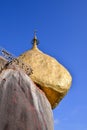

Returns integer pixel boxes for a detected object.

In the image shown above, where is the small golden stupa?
[18,33,72,109]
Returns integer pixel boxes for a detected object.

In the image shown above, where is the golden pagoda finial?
[32,30,39,49]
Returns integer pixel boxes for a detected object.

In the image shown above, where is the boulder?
[18,41,72,109]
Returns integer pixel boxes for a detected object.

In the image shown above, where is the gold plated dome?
[18,34,72,109]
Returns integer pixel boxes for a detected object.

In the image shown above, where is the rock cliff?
[0,68,53,130]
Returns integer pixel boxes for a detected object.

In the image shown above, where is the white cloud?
[54,119,60,125]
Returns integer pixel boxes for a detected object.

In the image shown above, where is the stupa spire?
[32,30,39,49]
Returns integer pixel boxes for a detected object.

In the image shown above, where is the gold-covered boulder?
[18,35,72,109]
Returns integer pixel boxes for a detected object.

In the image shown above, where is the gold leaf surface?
[19,46,72,109]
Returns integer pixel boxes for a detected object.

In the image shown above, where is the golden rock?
[18,35,72,109]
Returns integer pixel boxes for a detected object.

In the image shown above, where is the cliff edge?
[0,68,53,130]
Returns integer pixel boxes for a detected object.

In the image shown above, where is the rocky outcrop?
[0,56,7,70]
[0,69,53,130]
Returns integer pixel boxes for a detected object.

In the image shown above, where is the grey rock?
[0,69,54,130]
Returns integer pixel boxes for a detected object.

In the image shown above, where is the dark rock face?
[0,69,54,130]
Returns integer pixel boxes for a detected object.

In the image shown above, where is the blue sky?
[0,0,87,130]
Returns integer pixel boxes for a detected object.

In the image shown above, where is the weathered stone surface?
[0,56,33,76]
[0,69,53,130]
[19,45,72,109]
[0,56,7,68]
